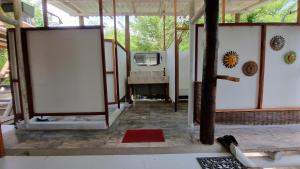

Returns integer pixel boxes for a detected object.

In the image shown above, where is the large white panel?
[117,45,127,99]
[107,74,115,103]
[167,43,176,102]
[197,26,261,109]
[105,41,114,72]
[27,29,105,113]
[264,26,300,108]
[179,51,189,96]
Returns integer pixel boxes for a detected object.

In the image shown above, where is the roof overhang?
[48,0,271,17]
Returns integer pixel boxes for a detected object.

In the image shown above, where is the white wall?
[27,29,105,113]
[117,45,127,99]
[197,26,261,109]
[263,26,300,108]
[105,41,115,103]
[167,43,176,102]
[179,51,189,96]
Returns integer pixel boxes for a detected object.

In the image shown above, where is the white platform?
[1,153,300,169]
[18,103,127,130]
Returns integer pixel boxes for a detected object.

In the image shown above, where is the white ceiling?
[48,0,270,17]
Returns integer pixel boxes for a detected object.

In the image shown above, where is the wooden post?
[125,15,130,75]
[298,0,300,23]
[79,16,84,26]
[174,0,179,112]
[98,0,109,126]
[163,15,166,51]
[257,25,266,109]
[125,15,132,104]
[221,0,226,23]
[113,0,120,109]
[0,125,4,157]
[235,13,240,23]
[200,0,220,145]
[42,0,48,27]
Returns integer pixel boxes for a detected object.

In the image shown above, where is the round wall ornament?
[223,51,239,68]
[284,51,296,64]
[270,35,285,51]
[242,61,258,76]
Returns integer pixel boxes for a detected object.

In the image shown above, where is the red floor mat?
[122,129,165,143]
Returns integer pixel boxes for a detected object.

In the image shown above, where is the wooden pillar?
[221,0,226,23]
[125,15,132,104]
[0,125,4,157]
[98,0,109,126]
[163,15,166,51]
[235,13,240,23]
[298,0,300,23]
[79,16,84,26]
[125,15,130,74]
[174,0,179,112]
[200,0,220,145]
[42,0,48,27]
[113,0,120,109]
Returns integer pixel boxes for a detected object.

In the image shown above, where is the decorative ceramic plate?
[223,51,239,68]
[270,35,285,51]
[242,61,258,76]
[284,51,296,64]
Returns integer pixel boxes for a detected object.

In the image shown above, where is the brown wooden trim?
[20,26,104,31]
[235,13,241,23]
[104,39,114,42]
[174,0,179,112]
[163,15,166,51]
[221,0,226,23]
[113,0,120,109]
[106,71,114,74]
[21,29,34,119]
[196,23,300,27]
[34,112,106,116]
[99,0,109,126]
[194,24,199,81]
[112,41,118,103]
[7,29,18,124]
[217,75,240,82]
[116,42,128,53]
[258,25,266,109]
[6,30,19,124]
[79,16,84,26]
[216,107,300,113]
[108,102,117,105]
[42,0,48,27]
[298,0,300,23]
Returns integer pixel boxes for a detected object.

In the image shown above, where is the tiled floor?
[2,101,300,156]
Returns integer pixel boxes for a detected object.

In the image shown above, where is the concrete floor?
[2,101,300,156]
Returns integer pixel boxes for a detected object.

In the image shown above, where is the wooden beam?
[163,15,166,51]
[298,0,300,23]
[98,0,109,126]
[79,16,84,26]
[174,0,179,112]
[113,0,120,109]
[42,0,48,27]
[222,0,226,23]
[235,13,241,23]
[258,25,266,109]
[125,15,131,75]
[200,0,220,145]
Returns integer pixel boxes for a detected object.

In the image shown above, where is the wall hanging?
[284,51,296,64]
[242,61,258,76]
[270,35,285,51]
[223,51,239,68]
